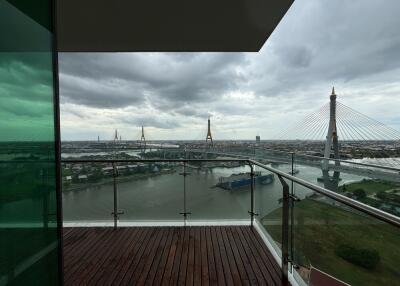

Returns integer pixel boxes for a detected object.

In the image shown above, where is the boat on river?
[216,171,274,190]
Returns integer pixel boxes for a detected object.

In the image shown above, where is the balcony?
[60,157,400,286]
[63,226,283,285]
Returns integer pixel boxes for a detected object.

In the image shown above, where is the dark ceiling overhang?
[57,0,294,52]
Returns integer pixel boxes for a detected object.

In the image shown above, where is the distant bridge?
[185,148,400,183]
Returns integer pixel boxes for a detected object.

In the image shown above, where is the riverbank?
[338,179,400,216]
[63,169,176,192]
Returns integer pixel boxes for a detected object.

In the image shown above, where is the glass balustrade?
[186,161,251,224]
[62,162,113,223]
[290,181,400,286]
[60,157,400,286]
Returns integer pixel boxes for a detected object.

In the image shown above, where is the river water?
[62,163,365,223]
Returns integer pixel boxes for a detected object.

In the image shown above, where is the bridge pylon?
[114,129,119,142]
[140,126,146,152]
[206,118,213,146]
[323,87,340,170]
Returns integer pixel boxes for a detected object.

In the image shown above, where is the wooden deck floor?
[63,226,285,286]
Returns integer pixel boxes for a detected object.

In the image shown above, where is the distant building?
[256,135,260,144]
[78,175,88,181]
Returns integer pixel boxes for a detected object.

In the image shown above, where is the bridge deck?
[63,226,286,286]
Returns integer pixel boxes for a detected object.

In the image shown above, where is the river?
[62,163,365,223]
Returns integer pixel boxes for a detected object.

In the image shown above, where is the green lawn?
[262,199,400,286]
[339,179,398,195]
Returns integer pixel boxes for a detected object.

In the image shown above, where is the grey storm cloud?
[59,52,248,110]
[59,0,400,139]
[249,0,400,96]
[120,115,181,130]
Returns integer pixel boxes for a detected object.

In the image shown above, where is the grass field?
[261,199,400,286]
[339,179,398,195]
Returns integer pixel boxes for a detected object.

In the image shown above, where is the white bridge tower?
[323,87,340,170]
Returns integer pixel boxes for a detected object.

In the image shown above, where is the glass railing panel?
[118,161,183,222]
[334,160,400,217]
[291,182,400,286]
[294,154,400,218]
[62,162,113,223]
[253,169,283,255]
[186,161,251,223]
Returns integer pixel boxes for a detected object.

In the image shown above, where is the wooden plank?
[160,228,180,285]
[232,226,267,285]
[228,226,259,286]
[209,226,226,285]
[112,228,154,286]
[177,227,190,286]
[135,228,169,285]
[215,226,235,285]
[64,227,100,268]
[63,226,285,286]
[236,227,276,285]
[243,227,282,285]
[249,226,282,274]
[103,228,144,286]
[163,227,184,286]
[127,227,165,284]
[187,227,195,285]
[65,228,110,269]
[206,227,218,286]
[65,228,115,285]
[142,228,174,285]
[151,227,175,286]
[193,227,202,286]
[221,227,250,286]
[62,227,78,242]
[199,227,210,286]
[118,227,157,285]
[90,228,137,286]
[84,228,131,285]
[218,226,243,285]
[64,228,95,284]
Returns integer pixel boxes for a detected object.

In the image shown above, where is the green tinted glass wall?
[0,1,60,285]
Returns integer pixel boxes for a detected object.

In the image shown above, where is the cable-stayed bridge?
[186,148,400,182]
[180,88,400,183]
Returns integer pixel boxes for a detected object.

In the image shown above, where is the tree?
[376,191,387,200]
[353,188,366,200]
[335,243,380,270]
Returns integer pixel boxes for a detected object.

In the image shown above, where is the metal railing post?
[277,174,289,285]
[290,152,295,269]
[250,164,255,226]
[248,163,258,226]
[179,160,191,223]
[112,162,124,230]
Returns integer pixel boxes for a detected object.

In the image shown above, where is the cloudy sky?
[59,0,400,141]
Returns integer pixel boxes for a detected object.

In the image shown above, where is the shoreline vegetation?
[63,168,177,192]
[338,179,400,216]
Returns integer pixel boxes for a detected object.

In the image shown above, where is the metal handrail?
[249,159,400,228]
[205,147,400,172]
[61,158,248,163]
[294,153,400,172]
